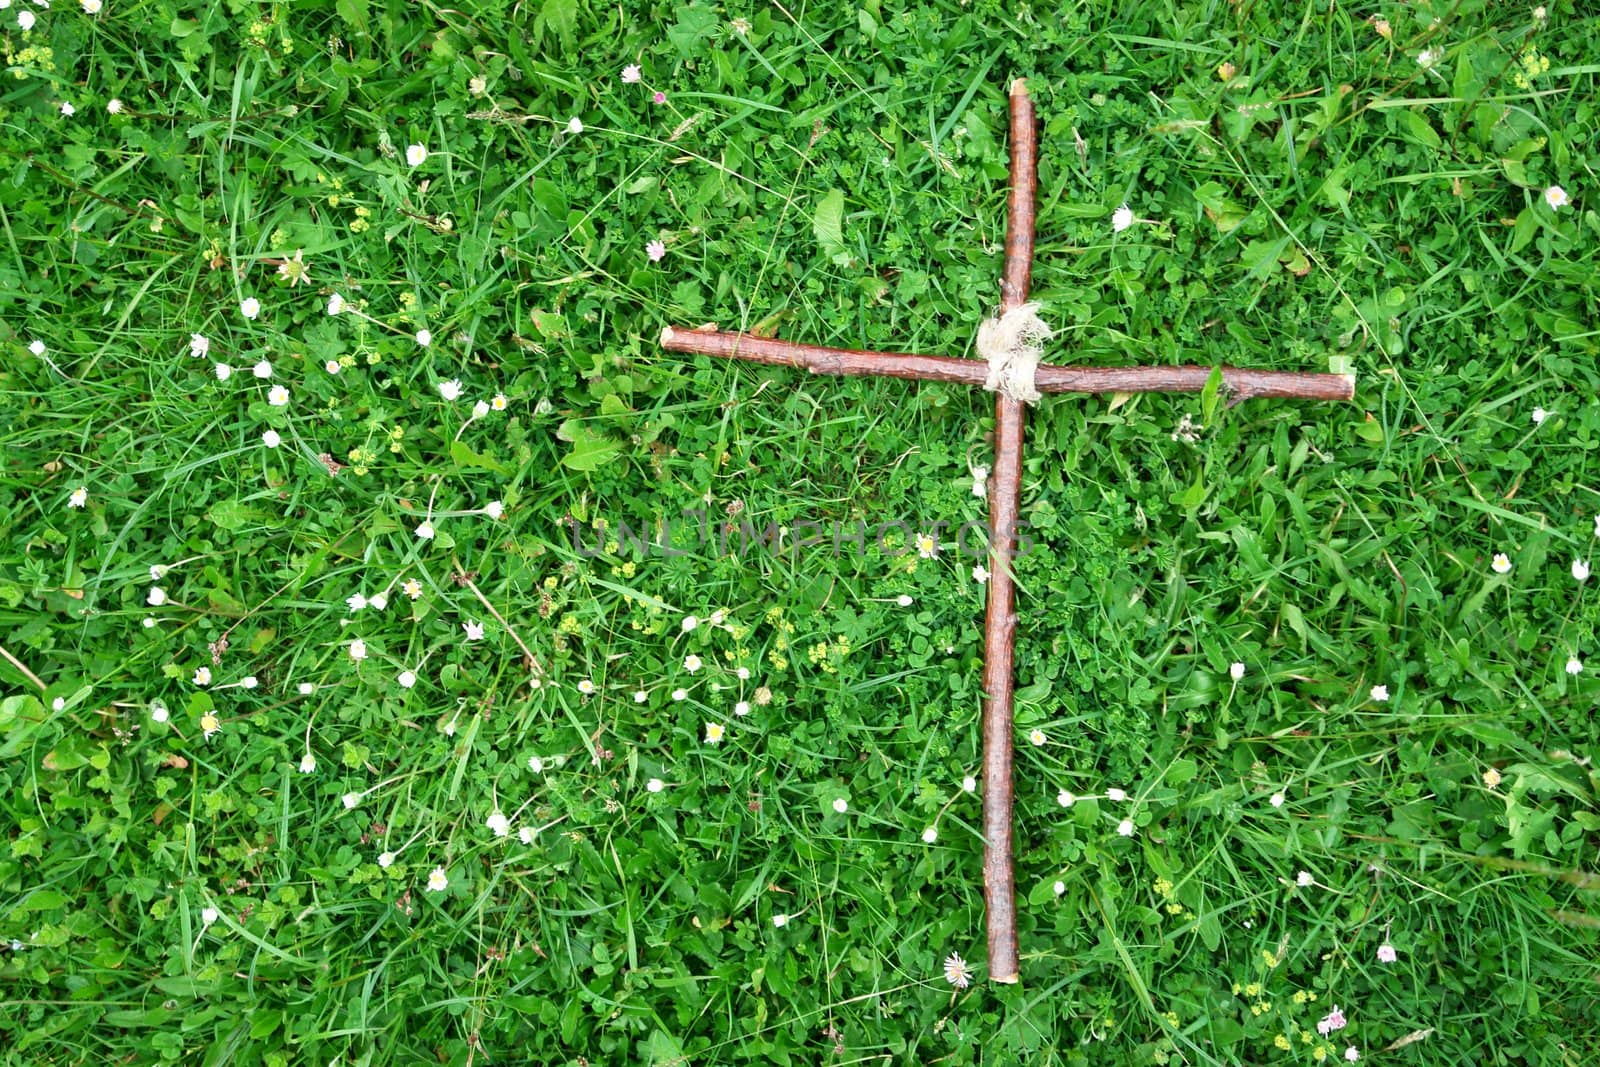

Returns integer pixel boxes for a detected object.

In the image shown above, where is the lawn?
[2,1,1598,1064]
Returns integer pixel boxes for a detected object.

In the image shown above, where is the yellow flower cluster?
[1513,48,1552,89]
[8,45,56,78]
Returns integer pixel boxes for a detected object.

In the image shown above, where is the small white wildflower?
[149,701,169,723]
[368,593,387,611]
[1297,870,1315,887]
[18,10,36,29]
[772,912,788,928]
[962,775,977,793]
[200,906,219,926]
[253,360,272,379]
[832,797,848,814]
[1573,559,1591,583]
[238,676,258,689]
[1544,185,1570,210]
[1106,787,1127,802]
[646,777,664,793]
[462,620,485,641]
[193,667,212,686]
[348,638,368,662]
[469,75,487,96]
[735,666,750,681]
[486,811,511,837]
[472,399,490,418]
[1053,880,1066,896]
[483,500,504,520]
[68,486,88,508]
[1532,407,1549,425]
[1370,684,1390,702]
[1117,818,1135,837]
[684,654,703,673]
[577,679,596,695]
[299,753,316,774]
[342,792,361,810]
[262,429,281,448]
[518,827,535,844]
[28,339,45,355]
[398,670,417,689]
[61,101,76,117]
[1566,656,1583,675]
[189,333,210,358]
[972,564,990,583]
[943,952,972,989]
[267,385,289,407]
[415,328,432,347]
[1270,792,1285,808]
[426,866,448,892]
[633,690,648,703]
[106,97,121,113]
[681,615,700,632]
[415,521,436,541]
[1417,47,1443,69]
[1028,728,1046,746]
[214,363,232,381]
[1112,203,1134,232]
[672,687,688,701]
[921,826,938,843]
[406,143,428,168]
[327,293,345,315]
[324,359,341,375]
[734,700,751,717]
[147,587,167,606]
[438,379,462,401]
[567,116,583,135]
[240,297,261,320]
[347,593,368,612]
[297,682,315,696]
[1492,553,1512,574]
[897,594,914,607]
[378,851,395,868]
[1229,661,1245,681]
[1057,789,1075,807]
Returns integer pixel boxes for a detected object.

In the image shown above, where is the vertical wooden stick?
[981,77,1037,985]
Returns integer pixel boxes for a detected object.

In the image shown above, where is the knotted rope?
[977,302,1052,404]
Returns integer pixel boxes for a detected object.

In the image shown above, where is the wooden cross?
[661,80,1353,983]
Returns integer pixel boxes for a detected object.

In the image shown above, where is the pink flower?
[1317,1006,1348,1036]
[652,91,666,104]
[646,240,666,262]
[1377,943,1398,963]
[621,64,641,84]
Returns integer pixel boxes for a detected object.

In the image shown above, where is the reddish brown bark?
[977,78,1039,985]
[658,327,1356,403]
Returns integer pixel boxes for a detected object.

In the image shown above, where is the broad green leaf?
[813,188,847,263]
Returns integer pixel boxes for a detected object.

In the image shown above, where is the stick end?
[991,971,1021,985]
[1340,373,1357,400]
[1009,77,1028,98]
[659,326,676,347]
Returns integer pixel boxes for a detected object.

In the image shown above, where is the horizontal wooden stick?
[660,326,1355,403]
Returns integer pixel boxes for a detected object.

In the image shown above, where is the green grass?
[3,0,1599,1064]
